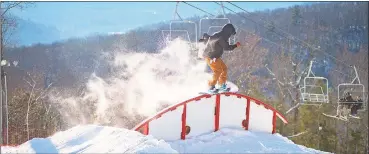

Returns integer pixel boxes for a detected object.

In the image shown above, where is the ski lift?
[299,60,329,105]
[161,30,188,46]
[169,20,198,44]
[322,66,366,121]
[207,26,223,35]
[337,66,366,117]
[161,30,171,43]
[160,21,196,45]
[162,29,192,43]
[162,2,198,47]
[198,2,236,43]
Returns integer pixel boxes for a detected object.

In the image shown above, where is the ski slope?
[1,124,330,153]
[1,125,177,153]
[168,128,329,153]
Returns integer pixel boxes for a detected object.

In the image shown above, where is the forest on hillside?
[0,2,368,153]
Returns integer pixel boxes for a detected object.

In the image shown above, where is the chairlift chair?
[336,65,366,118]
[323,65,366,121]
[166,20,198,52]
[161,30,171,43]
[299,60,329,105]
[207,26,223,35]
[161,30,191,45]
[168,2,198,46]
[169,20,198,44]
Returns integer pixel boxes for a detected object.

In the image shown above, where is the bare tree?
[225,30,265,89]
[1,2,34,46]
[23,73,35,140]
[23,72,53,140]
[7,70,59,145]
[0,1,34,144]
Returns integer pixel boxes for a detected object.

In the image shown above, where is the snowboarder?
[199,23,241,93]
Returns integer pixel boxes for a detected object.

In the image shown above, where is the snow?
[1,125,331,154]
[219,95,246,129]
[149,105,184,140]
[185,95,216,138]
[169,128,330,153]
[1,125,177,154]
[248,101,274,133]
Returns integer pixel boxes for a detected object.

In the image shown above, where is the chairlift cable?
[181,1,215,17]
[182,2,367,81]
[183,1,301,60]
[220,2,367,114]
[219,2,368,79]
[170,2,198,43]
[220,2,227,18]
[183,1,302,60]
[217,1,310,49]
[214,2,316,67]
[226,2,368,76]
[173,2,183,21]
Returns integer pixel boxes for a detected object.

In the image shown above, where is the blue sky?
[10,1,308,39]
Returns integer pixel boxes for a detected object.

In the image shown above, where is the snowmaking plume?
[48,38,211,128]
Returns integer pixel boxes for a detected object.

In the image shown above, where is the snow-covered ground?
[1,125,331,153]
[169,128,328,153]
[1,125,177,153]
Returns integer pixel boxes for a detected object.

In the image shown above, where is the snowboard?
[199,81,238,95]
[199,88,231,95]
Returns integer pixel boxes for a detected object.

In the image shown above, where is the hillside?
[4,2,367,92]
[3,15,61,47]
[14,18,61,46]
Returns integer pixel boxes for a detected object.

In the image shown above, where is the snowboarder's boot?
[208,85,217,94]
[218,83,229,93]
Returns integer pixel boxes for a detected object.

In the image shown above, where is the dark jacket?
[199,23,237,59]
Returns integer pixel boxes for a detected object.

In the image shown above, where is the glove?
[236,42,241,47]
[210,58,216,64]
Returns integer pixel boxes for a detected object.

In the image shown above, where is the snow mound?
[1,125,177,153]
[169,128,330,153]
[1,125,331,154]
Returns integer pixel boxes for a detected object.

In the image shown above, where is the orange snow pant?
[205,57,227,86]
